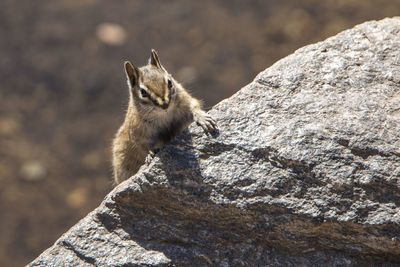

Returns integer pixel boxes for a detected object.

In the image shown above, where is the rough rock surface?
[30,18,400,266]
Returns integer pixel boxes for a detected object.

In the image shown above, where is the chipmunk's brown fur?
[112,49,216,184]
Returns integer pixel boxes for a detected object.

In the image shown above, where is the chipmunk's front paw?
[145,149,159,164]
[194,110,217,134]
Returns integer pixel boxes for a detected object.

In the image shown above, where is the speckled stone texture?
[29,17,400,266]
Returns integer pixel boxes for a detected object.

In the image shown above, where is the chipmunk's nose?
[161,101,169,110]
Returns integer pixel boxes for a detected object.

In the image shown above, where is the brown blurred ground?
[0,0,399,265]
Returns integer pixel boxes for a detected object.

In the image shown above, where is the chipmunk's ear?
[149,49,163,69]
[124,61,139,86]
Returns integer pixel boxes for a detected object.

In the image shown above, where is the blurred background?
[1,0,399,265]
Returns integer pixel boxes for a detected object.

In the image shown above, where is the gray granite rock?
[29,17,400,266]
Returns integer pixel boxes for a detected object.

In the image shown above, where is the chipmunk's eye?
[167,79,173,89]
[140,88,149,97]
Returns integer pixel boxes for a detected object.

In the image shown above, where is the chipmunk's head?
[124,49,177,110]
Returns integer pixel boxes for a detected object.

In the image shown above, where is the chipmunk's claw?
[194,111,218,135]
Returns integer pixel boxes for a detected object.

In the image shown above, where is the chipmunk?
[112,49,217,184]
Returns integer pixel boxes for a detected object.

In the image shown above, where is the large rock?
[29,18,400,266]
